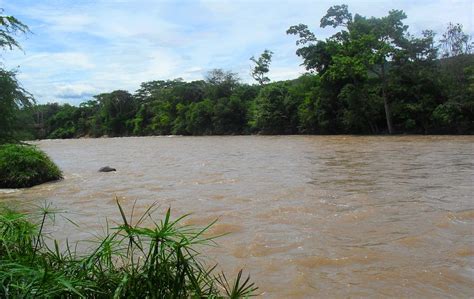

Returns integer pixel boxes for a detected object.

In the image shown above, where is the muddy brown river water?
[1,136,473,298]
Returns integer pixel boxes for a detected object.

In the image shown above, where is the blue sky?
[1,0,473,105]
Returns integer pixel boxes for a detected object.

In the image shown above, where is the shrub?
[0,201,258,298]
[0,144,62,188]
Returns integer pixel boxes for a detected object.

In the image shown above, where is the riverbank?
[0,201,257,297]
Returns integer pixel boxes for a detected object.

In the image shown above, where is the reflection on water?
[1,136,473,298]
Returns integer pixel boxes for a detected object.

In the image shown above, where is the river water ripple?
[1,136,473,298]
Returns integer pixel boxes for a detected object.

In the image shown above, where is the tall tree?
[287,5,434,134]
[205,69,240,99]
[0,9,33,143]
[252,82,300,134]
[250,49,273,85]
[95,90,137,136]
[0,69,33,142]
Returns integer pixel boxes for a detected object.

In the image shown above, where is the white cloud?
[269,66,306,83]
[24,52,95,70]
[44,14,93,32]
[54,83,99,99]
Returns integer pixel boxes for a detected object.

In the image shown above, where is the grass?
[0,200,258,298]
[0,143,62,188]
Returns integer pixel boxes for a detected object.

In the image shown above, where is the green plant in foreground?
[0,143,62,188]
[0,201,258,298]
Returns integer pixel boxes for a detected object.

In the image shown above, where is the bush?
[48,127,76,139]
[0,201,258,298]
[0,144,62,188]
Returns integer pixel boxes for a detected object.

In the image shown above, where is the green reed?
[0,144,62,188]
[0,201,257,298]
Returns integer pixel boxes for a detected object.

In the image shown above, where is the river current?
[1,136,473,298]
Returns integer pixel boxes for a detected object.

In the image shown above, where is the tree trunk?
[381,62,394,134]
[382,87,394,134]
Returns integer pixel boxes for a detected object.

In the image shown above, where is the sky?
[0,0,473,105]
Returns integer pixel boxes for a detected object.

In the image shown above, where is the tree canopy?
[0,9,33,144]
[0,9,29,53]
[250,49,273,85]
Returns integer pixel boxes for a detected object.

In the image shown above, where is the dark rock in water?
[99,166,116,172]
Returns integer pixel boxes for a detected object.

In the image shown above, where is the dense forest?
[2,5,474,141]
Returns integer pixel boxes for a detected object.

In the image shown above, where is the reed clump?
[0,201,257,298]
[0,144,62,188]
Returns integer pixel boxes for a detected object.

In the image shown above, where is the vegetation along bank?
[2,6,473,141]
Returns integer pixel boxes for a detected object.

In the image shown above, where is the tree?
[205,69,240,99]
[0,69,33,142]
[95,90,137,136]
[0,9,29,53]
[440,23,473,57]
[212,96,247,134]
[252,82,299,134]
[185,99,214,135]
[0,10,32,143]
[47,104,78,139]
[320,4,352,28]
[326,8,410,134]
[287,5,436,134]
[250,49,273,85]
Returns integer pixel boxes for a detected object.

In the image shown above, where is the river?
[1,136,473,298]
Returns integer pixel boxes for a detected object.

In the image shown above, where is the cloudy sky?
[0,0,472,105]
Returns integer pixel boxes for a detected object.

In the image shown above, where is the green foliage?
[0,9,29,53]
[205,69,240,99]
[432,102,460,130]
[95,90,138,136]
[338,83,383,133]
[213,96,248,134]
[0,202,258,298]
[253,82,300,134]
[47,104,78,138]
[1,10,34,144]
[186,99,214,135]
[287,5,455,134]
[250,49,273,85]
[432,55,474,133]
[320,4,352,28]
[0,69,34,144]
[0,144,62,188]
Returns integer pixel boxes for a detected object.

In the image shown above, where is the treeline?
[21,57,474,138]
[5,6,474,140]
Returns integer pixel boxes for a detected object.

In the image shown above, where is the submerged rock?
[99,166,116,172]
